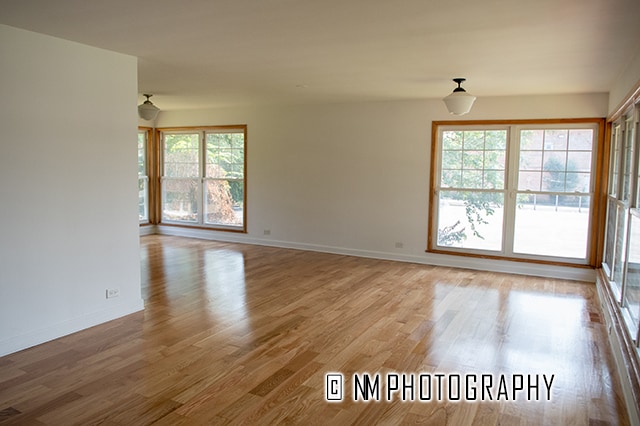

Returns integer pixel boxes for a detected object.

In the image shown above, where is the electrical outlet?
[395,242,404,249]
[264,229,271,236]
[106,288,120,299]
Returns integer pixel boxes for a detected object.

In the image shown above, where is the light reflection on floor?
[429,281,606,403]
[203,250,251,335]
[141,241,253,343]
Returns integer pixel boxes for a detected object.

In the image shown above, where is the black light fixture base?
[452,78,467,93]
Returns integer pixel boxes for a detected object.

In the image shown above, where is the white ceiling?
[2,0,640,110]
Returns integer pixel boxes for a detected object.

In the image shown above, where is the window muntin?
[431,120,600,265]
[160,126,246,231]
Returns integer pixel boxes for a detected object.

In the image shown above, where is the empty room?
[1,0,640,424]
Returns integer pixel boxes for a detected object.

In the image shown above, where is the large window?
[603,105,640,342]
[430,119,603,265]
[160,126,246,232]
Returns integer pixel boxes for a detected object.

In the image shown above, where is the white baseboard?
[139,224,156,236]
[0,299,144,357]
[155,225,595,282]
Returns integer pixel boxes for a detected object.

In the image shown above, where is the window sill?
[426,247,594,269]
[159,221,247,234]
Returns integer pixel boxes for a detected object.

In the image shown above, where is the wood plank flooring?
[0,235,630,425]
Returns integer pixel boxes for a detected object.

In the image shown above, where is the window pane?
[544,129,568,150]
[624,213,640,337]
[514,195,590,258]
[138,131,149,224]
[613,205,628,288]
[521,130,543,150]
[463,131,485,149]
[443,131,463,150]
[138,177,148,222]
[566,172,591,193]
[622,118,635,202]
[164,133,200,178]
[437,190,504,251]
[542,153,567,192]
[604,198,618,275]
[484,150,505,170]
[204,179,244,226]
[566,152,592,172]
[519,151,543,171]
[518,171,541,191]
[441,150,462,171]
[485,131,507,150]
[609,124,621,197]
[162,178,199,222]
[568,129,593,150]
[206,132,245,179]
[543,151,567,172]
[483,170,503,189]
[463,151,484,170]
[138,132,146,176]
[462,170,483,188]
[602,200,628,292]
[441,170,462,188]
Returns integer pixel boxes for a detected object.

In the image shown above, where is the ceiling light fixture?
[138,94,160,121]
[442,78,476,116]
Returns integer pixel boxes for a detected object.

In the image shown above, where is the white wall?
[608,45,640,114]
[156,93,608,281]
[0,25,144,356]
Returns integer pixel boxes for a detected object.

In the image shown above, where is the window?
[160,126,246,231]
[604,122,629,291]
[513,128,594,259]
[436,129,507,251]
[430,119,603,265]
[603,106,640,340]
[138,128,151,224]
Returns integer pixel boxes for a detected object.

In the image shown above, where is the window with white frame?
[160,126,246,231]
[430,119,602,265]
[138,129,150,223]
[603,105,640,342]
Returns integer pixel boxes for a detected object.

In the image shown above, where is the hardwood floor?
[0,235,630,425]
